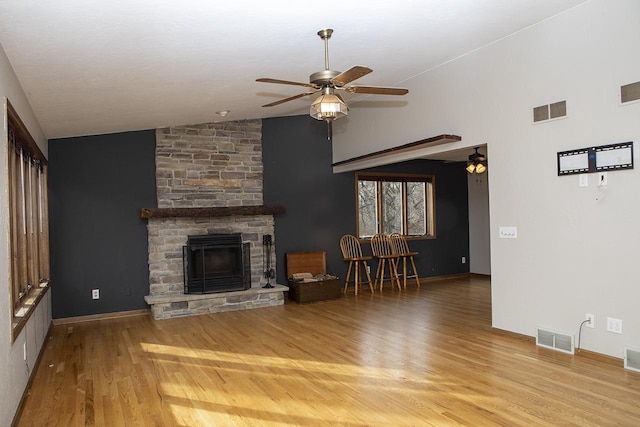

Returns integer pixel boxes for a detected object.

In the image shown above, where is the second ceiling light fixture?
[466,147,487,174]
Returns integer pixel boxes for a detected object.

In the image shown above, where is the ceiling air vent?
[533,100,567,123]
[621,81,640,104]
[536,327,574,354]
[624,347,640,373]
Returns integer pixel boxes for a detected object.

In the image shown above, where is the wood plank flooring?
[16,276,640,426]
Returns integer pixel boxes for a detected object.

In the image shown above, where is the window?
[356,172,435,239]
[7,101,50,339]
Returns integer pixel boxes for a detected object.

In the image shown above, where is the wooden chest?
[286,251,342,304]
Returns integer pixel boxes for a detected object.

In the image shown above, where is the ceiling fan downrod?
[317,29,333,71]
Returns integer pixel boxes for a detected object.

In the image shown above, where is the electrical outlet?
[461,256,466,264]
[92,289,100,300]
[607,317,622,334]
[499,226,517,239]
[585,313,595,328]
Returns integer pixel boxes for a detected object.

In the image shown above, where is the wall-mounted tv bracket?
[558,141,633,176]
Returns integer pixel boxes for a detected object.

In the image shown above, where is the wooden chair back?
[389,233,410,256]
[340,234,364,259]
[370,233,394,257]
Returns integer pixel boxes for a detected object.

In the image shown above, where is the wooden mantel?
[139,205,285,219]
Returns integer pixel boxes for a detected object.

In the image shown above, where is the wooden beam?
[139,205,286,219]
[332,134,462,168]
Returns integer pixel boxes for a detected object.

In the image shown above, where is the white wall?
[0,43,51,425]
[334,0,640,358]
[468,170,491,275]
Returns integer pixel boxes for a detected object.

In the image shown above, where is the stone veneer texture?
[147,119,278,305]
[149,290,285,320]
[155,119,263,208]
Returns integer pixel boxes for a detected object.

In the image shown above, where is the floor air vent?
[624,347,640,373]
[536,328,574,354]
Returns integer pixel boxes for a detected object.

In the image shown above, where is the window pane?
[382,181,403,234]
[358,180,378,237]
[406,182,426,235]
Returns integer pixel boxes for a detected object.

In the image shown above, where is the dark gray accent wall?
[262,116,354,281]
[48,130,156,318]
[47,117,468,318]
[365,160,470,278]
[263,115,469,285]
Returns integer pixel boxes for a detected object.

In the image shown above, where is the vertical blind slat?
[7,118,50,313]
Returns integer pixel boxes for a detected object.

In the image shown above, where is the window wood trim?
[7,102,46,164]
[356,172,436,240]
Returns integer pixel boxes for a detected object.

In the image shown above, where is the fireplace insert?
[183,233,251,294]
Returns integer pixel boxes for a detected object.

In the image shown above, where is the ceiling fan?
[256,29,409,139]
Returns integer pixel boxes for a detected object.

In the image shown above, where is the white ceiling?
[0,0,588,141]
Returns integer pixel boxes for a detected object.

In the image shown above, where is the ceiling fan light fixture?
[257,28,407,130]
[310,88,348,122]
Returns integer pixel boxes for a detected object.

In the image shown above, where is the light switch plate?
[499,226,517,239]
[579,174,588,187]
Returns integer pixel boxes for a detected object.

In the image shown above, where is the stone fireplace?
[143,119,287,319]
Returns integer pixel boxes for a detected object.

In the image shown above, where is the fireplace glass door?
[183,233,250,294]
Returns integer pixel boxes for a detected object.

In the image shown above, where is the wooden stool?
[370,234,401,291]
[390,233,421,289]
[339,234,374,295]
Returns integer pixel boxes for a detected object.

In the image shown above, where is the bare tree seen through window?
[382,181,403,234]
[358,180,378,237]
[356,173,434,239]
[407,181,426,235]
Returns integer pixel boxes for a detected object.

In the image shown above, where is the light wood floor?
[16,276,640,426]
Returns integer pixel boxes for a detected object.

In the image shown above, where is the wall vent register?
[625,347,640,373]
[536,327,575,354]
[533,100,566,123]
[621,81,640,104]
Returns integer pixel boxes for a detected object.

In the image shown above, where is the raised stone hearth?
[143,119,287,320]
[144,285,287,320]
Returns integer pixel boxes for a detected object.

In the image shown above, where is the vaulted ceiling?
[0,0,588,139]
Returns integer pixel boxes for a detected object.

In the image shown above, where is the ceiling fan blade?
[332,66,373,86]
[261,91,317,107]
[344,85,409,95]
[256,78,317,88]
